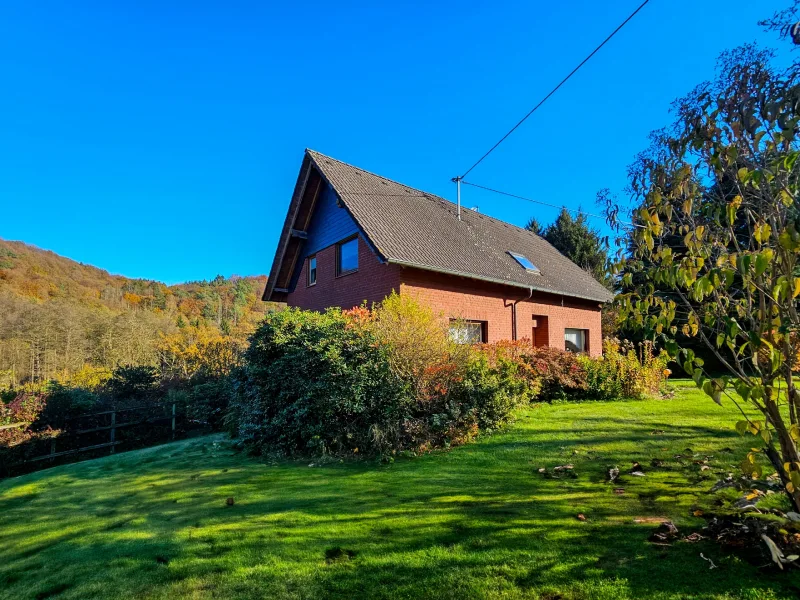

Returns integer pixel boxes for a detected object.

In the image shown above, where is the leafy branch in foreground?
[605,44,800,509]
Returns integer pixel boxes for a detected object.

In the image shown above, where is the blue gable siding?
[305,183,359,254]
[289,182,359,291]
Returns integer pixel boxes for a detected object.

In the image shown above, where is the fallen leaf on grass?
[634,516,669,524]
[576,513,586,521]
[649,521,679,544]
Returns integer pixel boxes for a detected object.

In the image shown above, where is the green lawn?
[1,384,798,600]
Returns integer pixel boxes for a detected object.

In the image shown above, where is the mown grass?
[1,383,799,600]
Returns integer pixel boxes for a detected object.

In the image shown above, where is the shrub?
[579,339,669,401]
[0,392,54,476]
[367,292,462,385]
[524,346,588,401]
[230,307,408,456]
[0,391,46,427]
[231,299,672,459]
[104,365,159,403]
[400,350,529,450]
[185,377,233,429]
[480,338,668,402]
[39,383,99,429]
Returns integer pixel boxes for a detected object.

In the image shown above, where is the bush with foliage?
[0,392,56,476]
[185,377,234,430]
[229,296,541,457]
[39,383,99,429]
[230,307,409,456]
[579,339,670,401]
[481,341,588,401]
[104,365,159,403]
[524,346,589,401]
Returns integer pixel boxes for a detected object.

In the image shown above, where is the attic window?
[508,252,540,274]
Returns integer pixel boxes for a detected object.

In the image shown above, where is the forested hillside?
[0,239,275,387]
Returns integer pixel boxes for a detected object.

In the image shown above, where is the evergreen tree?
[526,208,610,288]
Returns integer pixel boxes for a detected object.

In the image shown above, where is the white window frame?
[449,320,487,345]
[564,328,588,353]
[307,255,317,286]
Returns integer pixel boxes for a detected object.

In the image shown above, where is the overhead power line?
[458,0,651,180]
[461,180,643,228]
[461,181,604,219]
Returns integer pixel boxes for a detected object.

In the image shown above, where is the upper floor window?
[337,237,358,276]
[564,328,588,353]
[307,255,317,286]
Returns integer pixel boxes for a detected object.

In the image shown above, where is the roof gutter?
[388,259,612,304]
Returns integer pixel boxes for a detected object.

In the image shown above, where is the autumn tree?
[605,44,800,508]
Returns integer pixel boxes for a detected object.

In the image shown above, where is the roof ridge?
[305,148,441,200]
[305,148,549,245]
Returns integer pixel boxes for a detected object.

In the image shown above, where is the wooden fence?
[23,401,182,464]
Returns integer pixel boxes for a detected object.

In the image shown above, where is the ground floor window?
[564,328,588,353]
[449,320,487,344]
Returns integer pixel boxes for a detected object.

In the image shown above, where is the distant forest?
[0,239,277,387]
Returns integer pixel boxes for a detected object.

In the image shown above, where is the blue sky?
[0,0,787,284]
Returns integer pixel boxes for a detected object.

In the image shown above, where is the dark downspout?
[510,287,534,341]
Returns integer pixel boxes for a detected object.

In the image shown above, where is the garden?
[2,384,800,600]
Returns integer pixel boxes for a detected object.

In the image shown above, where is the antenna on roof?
[451,176,462,221]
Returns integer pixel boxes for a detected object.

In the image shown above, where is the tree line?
[0,239,275,388]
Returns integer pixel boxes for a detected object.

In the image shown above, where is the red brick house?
[264,150,613,356]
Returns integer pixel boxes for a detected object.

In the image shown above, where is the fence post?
[110,411,116,454]
[171,403,176,440]
[50,438,56,460]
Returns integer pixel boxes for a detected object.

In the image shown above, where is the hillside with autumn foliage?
[0,238,277,387]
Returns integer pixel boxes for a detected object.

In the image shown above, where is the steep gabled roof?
[264,150,614,304]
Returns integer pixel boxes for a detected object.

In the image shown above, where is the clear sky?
[0,0,788,284]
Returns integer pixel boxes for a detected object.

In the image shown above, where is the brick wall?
[399,268,604,356]
[286,241,604,356]
[286,235,402,311]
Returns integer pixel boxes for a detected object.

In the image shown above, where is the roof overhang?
[263,153,325,302]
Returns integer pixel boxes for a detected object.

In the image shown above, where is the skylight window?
[508,252,540,273]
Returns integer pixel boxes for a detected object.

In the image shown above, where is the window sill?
[306,282,317,288]
[336,269,358,278]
